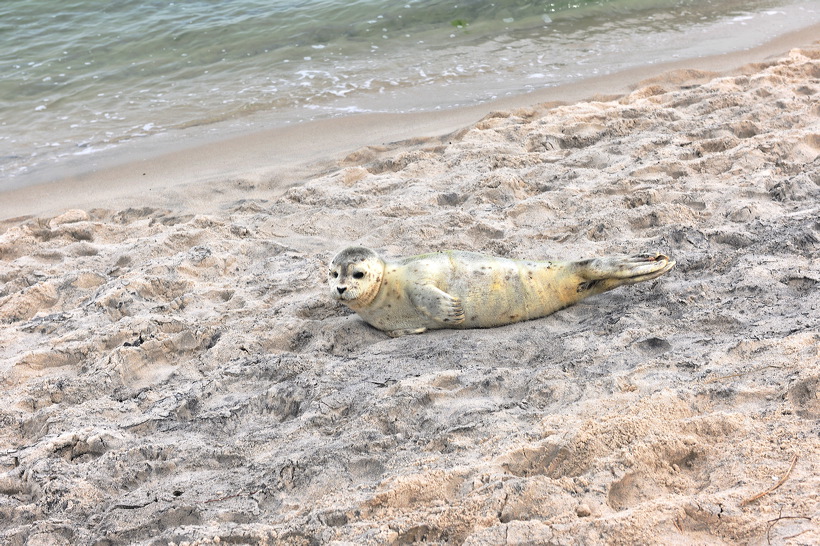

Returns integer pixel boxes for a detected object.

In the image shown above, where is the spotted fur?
[328,246,675,337]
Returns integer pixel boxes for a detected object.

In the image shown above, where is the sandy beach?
[1,27,819,546]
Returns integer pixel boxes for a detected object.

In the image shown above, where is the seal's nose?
[337,286,347,294]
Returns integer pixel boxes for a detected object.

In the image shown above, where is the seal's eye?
[352,271,365,279]
[331,271,339,278]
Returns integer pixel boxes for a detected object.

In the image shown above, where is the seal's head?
[329,246,385,308]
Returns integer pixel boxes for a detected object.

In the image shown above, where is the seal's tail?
[573,253,675,295]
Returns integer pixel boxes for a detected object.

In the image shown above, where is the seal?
[328,246,675,337]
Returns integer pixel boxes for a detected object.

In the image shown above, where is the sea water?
[1,0,818,189]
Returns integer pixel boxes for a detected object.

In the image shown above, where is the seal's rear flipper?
[575,253,675,294]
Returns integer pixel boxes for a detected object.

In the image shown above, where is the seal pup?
[328,246,675,337]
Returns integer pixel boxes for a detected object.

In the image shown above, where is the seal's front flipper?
[407,284,466,325]
[574,253,675,294]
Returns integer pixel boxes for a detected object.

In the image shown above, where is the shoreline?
[2,21,819,222]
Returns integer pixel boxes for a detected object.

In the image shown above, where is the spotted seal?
[328,246,675,337]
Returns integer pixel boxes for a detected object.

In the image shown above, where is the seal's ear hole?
[353,271,365,279]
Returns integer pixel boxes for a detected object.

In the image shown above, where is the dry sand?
[1,36,819,546]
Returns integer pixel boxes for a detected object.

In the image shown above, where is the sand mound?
[1,46,818,545]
